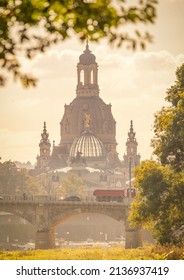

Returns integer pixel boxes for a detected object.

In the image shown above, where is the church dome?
[69,130,105,158]
[79,43,96,65]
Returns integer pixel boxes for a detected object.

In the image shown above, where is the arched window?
[80,70,84,85]
[90,70,94,84]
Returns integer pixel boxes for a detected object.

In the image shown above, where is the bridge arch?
[34,202,128,249]
[0,204,36,225]
[50,207,126,228]
[0,210,35,248]
[54,212,125,244]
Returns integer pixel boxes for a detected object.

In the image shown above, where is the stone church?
[35,43,141,188]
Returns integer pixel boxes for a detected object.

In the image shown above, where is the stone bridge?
[0,195,142,249]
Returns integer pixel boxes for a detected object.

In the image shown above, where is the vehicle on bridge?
[93,189,125,202]
[93,188,137,202]
[63,195,81,201]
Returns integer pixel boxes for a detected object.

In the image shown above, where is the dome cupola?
[79,42,96,65]
[69,130,105,158]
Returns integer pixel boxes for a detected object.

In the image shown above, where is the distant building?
[34,44,141,188]
[14,161,34,170]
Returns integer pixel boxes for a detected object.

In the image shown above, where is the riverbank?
[0,245,183,260]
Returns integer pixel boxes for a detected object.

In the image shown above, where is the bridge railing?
[0,195,59,202]
[0,195,133,205]
[0,195,95,202]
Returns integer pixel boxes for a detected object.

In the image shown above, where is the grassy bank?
[0,245,183,260]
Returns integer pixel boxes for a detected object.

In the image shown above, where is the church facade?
[35,44,140,188]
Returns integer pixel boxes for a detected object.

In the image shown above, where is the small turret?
[36,122,51,170]
[123,120,141,169]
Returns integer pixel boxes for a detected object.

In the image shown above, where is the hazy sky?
[0,0,184,165]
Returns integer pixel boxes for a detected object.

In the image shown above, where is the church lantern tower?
[36,122,51,170]
[123,120,141,169]
[76,41,99,97]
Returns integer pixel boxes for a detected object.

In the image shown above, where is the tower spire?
[130,120,133,130]
[41,121,49,142]
[128,120,136,141]
[86,37,89,51]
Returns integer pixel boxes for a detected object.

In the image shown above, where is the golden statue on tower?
[84,113,91,128]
